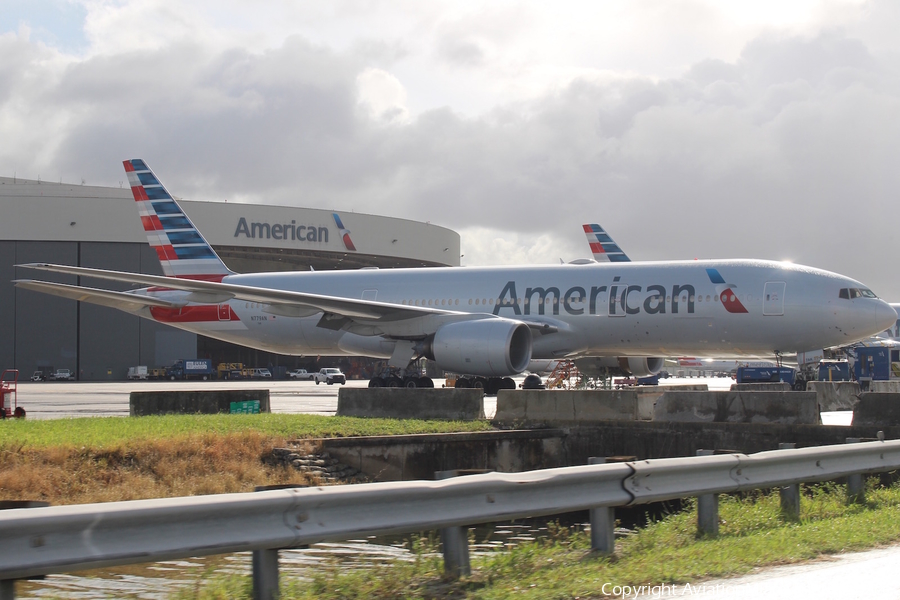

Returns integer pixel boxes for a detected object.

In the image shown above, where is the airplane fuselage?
[139,259,892,360]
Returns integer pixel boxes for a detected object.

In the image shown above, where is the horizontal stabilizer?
[14,280,183,313]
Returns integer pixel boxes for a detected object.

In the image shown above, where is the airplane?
[13,159,897,392]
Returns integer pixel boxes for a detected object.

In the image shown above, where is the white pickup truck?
[314,368,346,385]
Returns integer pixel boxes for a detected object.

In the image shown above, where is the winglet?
[123,160,234,281]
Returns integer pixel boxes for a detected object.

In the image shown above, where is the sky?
[2,0,900,297]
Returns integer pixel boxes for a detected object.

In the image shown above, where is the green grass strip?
[0,413,492,449]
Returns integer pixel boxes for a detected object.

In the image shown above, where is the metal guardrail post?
[695,450,718,537]
[436,470,486,579]
[588,457,615,554]
[251,484,308,600]
[778,443,800,520]
[845,438,865,504]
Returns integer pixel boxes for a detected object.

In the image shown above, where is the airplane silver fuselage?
[139,259,896,360]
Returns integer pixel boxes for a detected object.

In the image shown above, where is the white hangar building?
[0,176,460,380]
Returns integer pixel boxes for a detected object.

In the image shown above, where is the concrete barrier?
[653,391,818,425]
[807,381,860,411]
[336,388,484,420]
[129,389,270,416]
[871,381,900,393]
[852,392,900,426]
[730,383,792,392]
[634,385,709,420]
[494,390,637,425]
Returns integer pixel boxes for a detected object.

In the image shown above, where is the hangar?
[0,176,460,380]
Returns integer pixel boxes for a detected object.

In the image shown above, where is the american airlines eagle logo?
[333,213,357,252]
[706,268,749,314]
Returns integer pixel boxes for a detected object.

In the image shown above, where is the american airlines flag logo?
[707,268,749,313]
[333,213,357,251]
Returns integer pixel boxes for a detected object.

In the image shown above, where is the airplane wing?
[16,262,446,321]
[14,280,184,313]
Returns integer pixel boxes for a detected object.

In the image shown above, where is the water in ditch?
[14,520,589,599]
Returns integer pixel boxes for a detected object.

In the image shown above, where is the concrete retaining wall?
[129,389,270,416]
[808,381,860,411]
[653,391,819,425]
[494,390,637,425]
[336,388,484,420]
[318,430,565,481]
[852,393,900,426]
[312,421,900,481]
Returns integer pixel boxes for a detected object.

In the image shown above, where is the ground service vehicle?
[49,369,74,381]
[217,362,244,379]
[736,366,797,385]
[288,369,314,380]
[127,366,148,380]
[165,359,214,381]
[315,368,346,385]
[250,368,272,379]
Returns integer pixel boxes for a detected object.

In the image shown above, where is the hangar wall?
[1,176,461,380]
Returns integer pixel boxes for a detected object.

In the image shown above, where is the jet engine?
[424,319,533,377]
[574,356,665,378]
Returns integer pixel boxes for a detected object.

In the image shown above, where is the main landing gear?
[453,376,516,395]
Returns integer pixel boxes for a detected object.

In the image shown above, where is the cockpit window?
[840,287,878,299]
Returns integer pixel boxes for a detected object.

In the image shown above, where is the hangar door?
[763,282,785,316]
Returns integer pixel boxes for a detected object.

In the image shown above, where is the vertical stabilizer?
[123,159,234,281]
[583,224,630,262]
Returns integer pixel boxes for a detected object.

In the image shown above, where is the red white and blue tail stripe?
[583,224,629,262]
[123,159,233,281]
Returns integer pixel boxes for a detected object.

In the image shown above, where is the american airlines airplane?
[13,160,897,389]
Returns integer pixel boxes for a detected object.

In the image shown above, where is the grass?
[0,413,493,449]
[0,414,492,505]
[173,480,900,599]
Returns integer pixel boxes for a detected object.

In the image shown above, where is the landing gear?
[452,376,517,395]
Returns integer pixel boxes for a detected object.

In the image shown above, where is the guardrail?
[1,438,898,599]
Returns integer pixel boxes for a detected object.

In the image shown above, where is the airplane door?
[763,282,785,316]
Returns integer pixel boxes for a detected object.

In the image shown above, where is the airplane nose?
[876,300,898,333]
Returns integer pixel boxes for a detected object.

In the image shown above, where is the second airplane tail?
[123,159,234,281]
[583,224,630,262]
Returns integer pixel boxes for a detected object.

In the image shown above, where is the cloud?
[3,1,900,300]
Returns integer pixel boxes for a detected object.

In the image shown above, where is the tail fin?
[123,159,234,281]
[582,224,630,262]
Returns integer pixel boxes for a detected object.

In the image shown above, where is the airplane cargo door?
[763,282,785,316]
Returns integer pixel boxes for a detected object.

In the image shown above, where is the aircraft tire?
[388,377,402,388]
[405,378,418,388]
[473,377,487,391]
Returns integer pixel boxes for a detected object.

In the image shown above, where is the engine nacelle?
[575,356,665,378]
[427,319,532,377]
